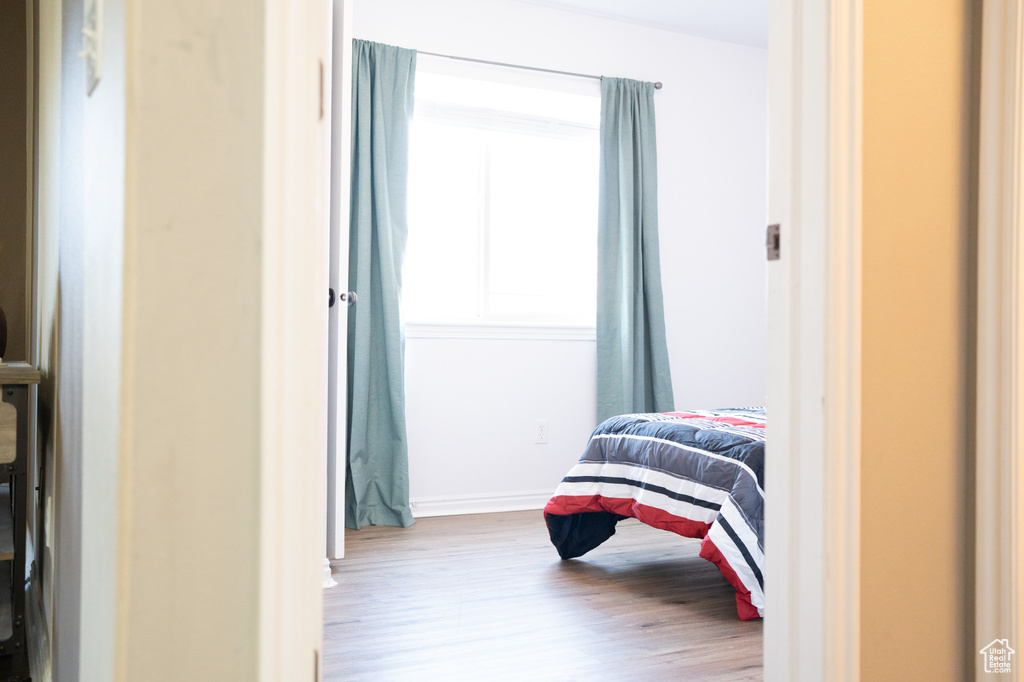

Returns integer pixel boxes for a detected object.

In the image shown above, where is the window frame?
[402,63,600,339]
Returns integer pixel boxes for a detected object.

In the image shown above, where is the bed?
[543,408,765,621]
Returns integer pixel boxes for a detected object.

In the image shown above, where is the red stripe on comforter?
[662,412,766,428]
[699,535,760,621]
[544,494,713,540]
[545,493,760,621]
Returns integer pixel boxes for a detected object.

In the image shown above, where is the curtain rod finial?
[654,82,663,90]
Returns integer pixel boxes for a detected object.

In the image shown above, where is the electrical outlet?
[535,420,549,444]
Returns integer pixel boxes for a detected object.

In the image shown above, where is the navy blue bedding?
[544,409,766,620]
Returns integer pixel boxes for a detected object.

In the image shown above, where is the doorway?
[324,0,778,678]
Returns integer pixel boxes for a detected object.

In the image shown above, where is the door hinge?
[766,224,780,261]
[318,60,324,121]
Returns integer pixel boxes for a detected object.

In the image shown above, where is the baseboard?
[410,490,552,518]
[322,557,337,589]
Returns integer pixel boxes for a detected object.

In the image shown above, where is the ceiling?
[511,0,769,49]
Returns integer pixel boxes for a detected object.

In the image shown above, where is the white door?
[326,0,354,560]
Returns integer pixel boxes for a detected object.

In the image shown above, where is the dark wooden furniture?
[0,363,39,681]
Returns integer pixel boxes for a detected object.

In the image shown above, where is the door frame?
[258,0,332,678]
[765,0,862,679]
[975,0,1024,666]
[306,0,871,676]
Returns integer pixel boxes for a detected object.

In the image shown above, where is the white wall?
[80,0,127,676]
[353,0,768,512]
[52,0,90,678]
[404,336,597,514]
[116,1,267,678]
[31,1,130,678]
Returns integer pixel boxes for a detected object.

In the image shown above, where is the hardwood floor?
[324,510,762,681]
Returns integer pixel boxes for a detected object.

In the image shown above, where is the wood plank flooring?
[324,510,762,681]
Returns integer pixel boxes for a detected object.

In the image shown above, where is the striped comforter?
[543,408,765,621]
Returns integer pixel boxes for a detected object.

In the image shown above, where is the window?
[402,58,600,332]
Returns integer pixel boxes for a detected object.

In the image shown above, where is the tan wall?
[0,0,29,362]
[861,0,976,679]
[33,1,61,675]
[33,0,67,679]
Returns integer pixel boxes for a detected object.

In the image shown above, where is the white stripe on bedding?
[707,520,765,614]
[719,495,764,564]
[552,461,725,525]
[589,433,766,499]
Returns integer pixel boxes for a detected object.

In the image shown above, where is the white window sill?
[404,321,596,341]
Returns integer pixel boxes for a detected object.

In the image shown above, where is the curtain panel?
[346,40,417,529]
[596,76,675,423]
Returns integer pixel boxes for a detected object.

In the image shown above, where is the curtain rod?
[416,50,663,90]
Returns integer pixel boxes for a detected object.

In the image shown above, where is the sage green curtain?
[596,77,674,423]
[346,40,416,529]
